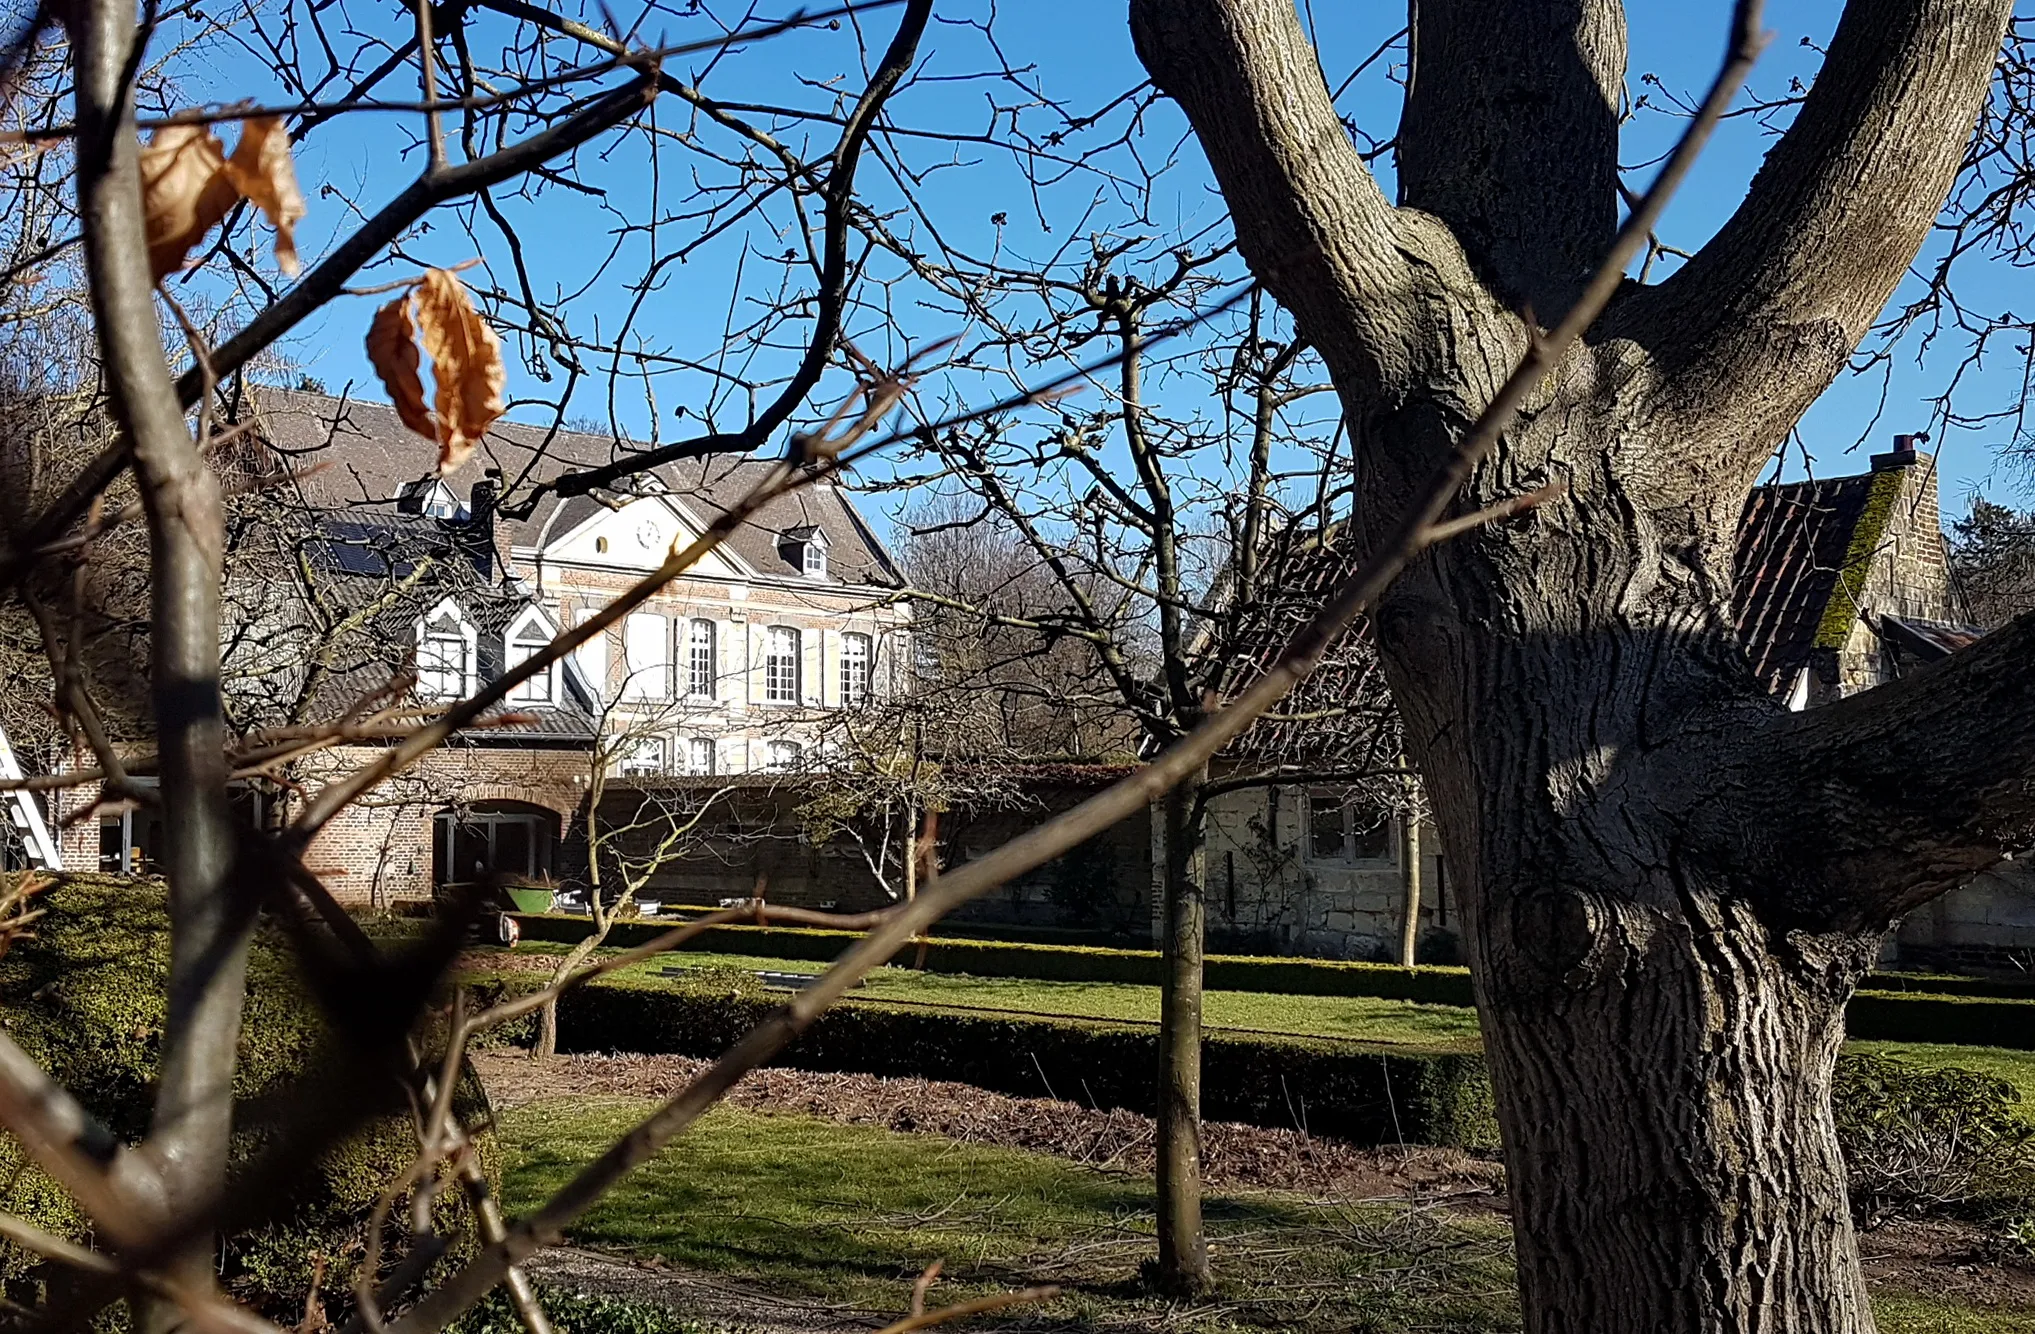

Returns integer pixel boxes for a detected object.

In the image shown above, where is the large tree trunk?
[1129,0,2022,1328]
[1154,770,1208,1293]
[1420,625,1876,1330]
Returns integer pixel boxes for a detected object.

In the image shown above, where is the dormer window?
[780,525,829,580]
[414,599,478,701]
[504,606,558,705]
[397,478,465,520]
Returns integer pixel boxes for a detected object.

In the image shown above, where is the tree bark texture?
[1154,773,1209,1293]
[66,0,252,1316]
[1398,812,1421,968]
[1131,0,2026,1329]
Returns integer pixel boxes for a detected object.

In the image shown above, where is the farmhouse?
[1188,434,2005,965]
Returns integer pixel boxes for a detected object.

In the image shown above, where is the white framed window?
[622,613,670,700]
[572,607,609,704]
[505,607,557,704]
[840,632,871,707]
[803,542,828,578]
[1306,791,1395,865]
[414,599,477,701]
[765,626,801,703]
[766,739,803,771]
[686,736,716,775]
[687,618,717,698]
[619,737,666,776]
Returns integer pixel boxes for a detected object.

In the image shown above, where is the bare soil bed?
[472,1050,1503,1201]
[1860,1216,2035,1311]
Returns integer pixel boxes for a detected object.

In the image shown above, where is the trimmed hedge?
[509,914,1479,1004]
[0,875,496,1320]
[509,915,2035,1045]
[471,970,1496,1148]
[1848,990,2035,1049]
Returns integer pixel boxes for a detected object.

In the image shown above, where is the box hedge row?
[509,915,2035,1046]
[471,972,1497,1149]
[509,914,1478,1004]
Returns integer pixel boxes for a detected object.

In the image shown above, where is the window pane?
[1308,794,1345,860]
[767,740,801,770]
[419,633,467,699]
[451,822,490,883]
[574,613,608,703]
[1349,807,1392,861]
[492,820,533,878]
[841,632,870,706]
[766,626,800,702]
[688,619,716,697]
[623,613,669,699]
[507,630,552,702]
[688,737,715,775]
[620,738,665,775]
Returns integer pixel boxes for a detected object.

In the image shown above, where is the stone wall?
[1891,858,2035,974]
[296,744,590,905]
[1188,786,1452,961]
[598,777,1152,931]
[52,744,592,908]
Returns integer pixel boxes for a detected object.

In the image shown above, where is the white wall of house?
[513,494,910,776]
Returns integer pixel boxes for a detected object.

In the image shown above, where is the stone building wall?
[1185,786,1450,961]
[1890,859,2035,974]
[52,743,591,908]
[599,776,1152,932]
[523,498,912,777]
[295,744,590,905]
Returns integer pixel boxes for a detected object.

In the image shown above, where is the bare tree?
[533,690,735,1057]
[888,273,1407,1290]
[1950,494,2035,628]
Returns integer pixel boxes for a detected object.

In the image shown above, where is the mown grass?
[1852,1041,2035,1108]
[499,1096,1519,1334]
[500,1094,2035,1334]
[1873,1293,2035,1334]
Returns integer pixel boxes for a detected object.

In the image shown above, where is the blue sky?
[175,1,2035,520]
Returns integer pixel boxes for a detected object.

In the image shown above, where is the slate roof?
[300,512,598,745]
[1732,473,1884,693]
[1214,464,1979,770]
[250,389,902,588]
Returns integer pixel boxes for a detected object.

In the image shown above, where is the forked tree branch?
[1626,0,2013,456]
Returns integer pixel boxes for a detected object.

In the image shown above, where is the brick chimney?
[461,469,501,580]
[1870,431,1927,472]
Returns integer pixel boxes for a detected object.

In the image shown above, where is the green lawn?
[1850,1041,2035,1107]
[500,1095,1520,1334]
[499,1094,2034,1334]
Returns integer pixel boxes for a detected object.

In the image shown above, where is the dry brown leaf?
[139,124,236,281]
[413,268,506,476]
[223,116,306,277]
[365,291,435,442]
